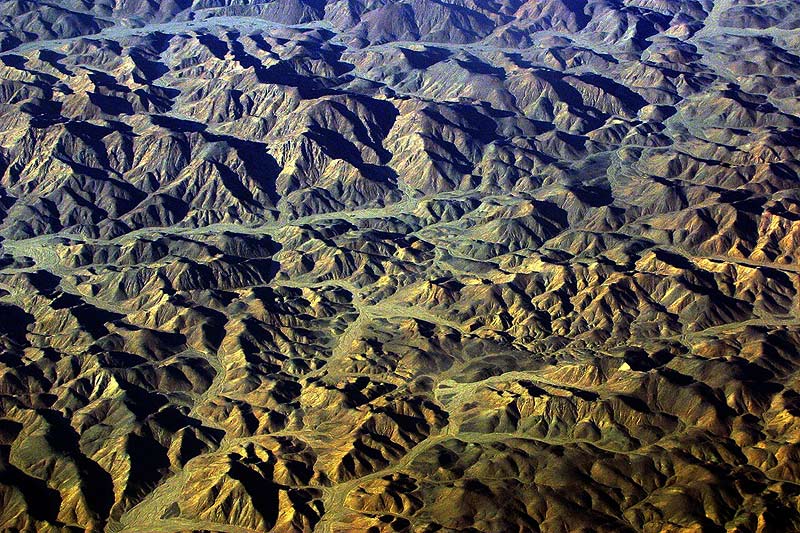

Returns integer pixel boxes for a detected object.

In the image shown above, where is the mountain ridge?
[1,0,800,531]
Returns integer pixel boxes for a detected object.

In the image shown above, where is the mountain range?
[1,0,800,531]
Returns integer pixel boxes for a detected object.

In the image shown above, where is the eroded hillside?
[1,0,800,531]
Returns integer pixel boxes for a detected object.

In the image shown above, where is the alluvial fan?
[1,0,800,531]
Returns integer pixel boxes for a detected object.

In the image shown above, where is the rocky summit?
[0,0,799,531]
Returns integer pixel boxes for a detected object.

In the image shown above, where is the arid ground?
[1,0,800,531]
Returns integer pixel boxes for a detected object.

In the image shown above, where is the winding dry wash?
[0,0,799,531]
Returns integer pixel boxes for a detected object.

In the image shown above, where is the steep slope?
[1,1,800,532]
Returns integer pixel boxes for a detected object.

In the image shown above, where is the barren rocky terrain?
[0,0,799,531]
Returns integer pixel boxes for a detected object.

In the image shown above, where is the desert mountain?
[1,0,800,532]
